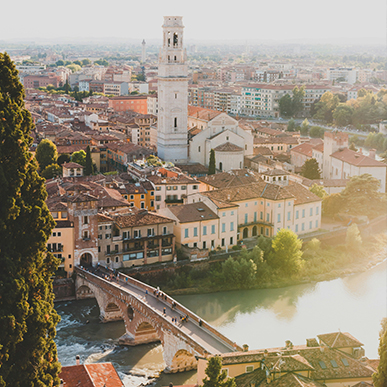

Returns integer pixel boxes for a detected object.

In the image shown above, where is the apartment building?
[241,84,330,118]
[108,95,148,114]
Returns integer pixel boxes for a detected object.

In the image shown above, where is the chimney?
[76,355,80,365]
[369,149,376,159]
[358,148,363,155]
[243,344,249,352]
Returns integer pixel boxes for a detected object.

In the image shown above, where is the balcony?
[165,198,184,204]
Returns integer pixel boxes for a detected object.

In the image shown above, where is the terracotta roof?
[112,208,173,228]
[148,174,196,185]
[167,202,219,223]
[69,193,98,203]
[258,372,325,387]
[98,213,113,223]
[187,105,222,121]
[214,142,243,152]
[47,201,68,212]
[59,363,124,387]
[62,162,84,169]
[290,143,315,157]
[317,331,364,348]
[254,146,274,156]
[285,183,322,205]
[262,169,290,176]
[254,136,299,145]
[176,163,208,175]
[351,382,374,387]
[198,169,262,189]
[331,148,386,167]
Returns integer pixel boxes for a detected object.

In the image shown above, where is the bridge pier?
[74,268,237,373]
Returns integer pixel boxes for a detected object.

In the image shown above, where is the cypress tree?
[0,53,61,386]
[208,149,216,175]
[85,145,93,175]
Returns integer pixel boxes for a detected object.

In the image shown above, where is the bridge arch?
[133,318,163,345]
[170,349,197,373]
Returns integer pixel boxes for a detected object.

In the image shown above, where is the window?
[134,230,141,238]
[185,229,189,238]
[203,241,206,249]
[260,211,263,220]
[106,257,110,264]
[174,117,177,127]
[316,220,318,228]
[194,227,198,237]
[156,195,161,201]
[245,213,248,224]
[266,213,270,222]
[254,212,257,222]
[221,238,225,247]
[310,208,313,216]
[211,225,215,234]
[83,216,88,224]
[58,232,61,237]
[316,206,319,215]
[52,212,58,219]
[302,209,305,218]
[53,232,56,237]
[141,202,145,209]
[230,222,234,232]
[309,221,312,229]
[222,223,226,233]
[296,210,299,219]
[62,212,68,218]
[193,185,198,190]
[278,203,281,208]
[193,242,197,248]
[130,195,134,200]
[107,245,110,253]
[156,187,161,191]
[163,226,167,235]
[265,228,269,236]
[203,226,207,235]
[231,211,234,216]
[147,228,154,237]
[302,223,305,231]
[166,186,171,191]
[181,186,187,190]
[141,194,145,199]
[277,214,281,223]
[295,224,298,232]
[246,366,254,373]
[198,146,201,152]
[287,212,291,221]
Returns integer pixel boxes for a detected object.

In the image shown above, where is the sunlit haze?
[1,0,386,44]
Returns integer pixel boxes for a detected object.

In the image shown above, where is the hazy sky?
[1,0,386,44]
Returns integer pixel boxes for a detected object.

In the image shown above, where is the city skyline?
[1,0,385,45]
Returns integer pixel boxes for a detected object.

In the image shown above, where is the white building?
[322,132,349,179]
[157,16,189,163]
[189,113,254,171]
[326,68,358,84]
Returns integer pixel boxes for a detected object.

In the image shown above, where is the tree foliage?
[267,229,303,275]
[300,118,309,136]
[301,158,321,179]
[287,118,296,132]
[333,104,354,126]
[208,149,216,175]
[85,145,93,176]
[309,126,325,138]
[345,223,362,252]
[313,92,340,123]
[373,318,387,387]
[41,163,62,180]
[203,356,236,387]
[0,52,61,386]
[71,150,86,166]
[309,184,327,199]
[278,86,305,117]
[57,153,71,166]
[35,139,58,171]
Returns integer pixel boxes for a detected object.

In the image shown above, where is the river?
[55,259,387,387]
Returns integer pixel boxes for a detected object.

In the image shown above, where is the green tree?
[0,52,61,387]
[313,92,340,123]
[309,126,325,138]
[57,153,71,166]
[333,104,354,127]
[71,150,86,166]
[85,145,93,175]
[208,149,216,175]
[202,356,236,387]
[41,163,62,180]
[373,318,387,387]
[301,158,321,179]
[292,86,305,117]
[309,184,327,199]
[345,223,362,252]
[267,229,303,275]
[340,174,386,217]
[35,139,58,171]
[322,193,344,216]
[81,59,91,66]
[66,64,81,73]
[287,118,296,132]
[64,80,70,94]
[279,94,293,117]
[300,118,309,136]
[55,59,64,66]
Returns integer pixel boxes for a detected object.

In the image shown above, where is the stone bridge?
[74,266,241,373]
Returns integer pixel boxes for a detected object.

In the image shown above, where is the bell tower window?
[174,117,177,128]
[167,31,171,47]
[173,33,178,47]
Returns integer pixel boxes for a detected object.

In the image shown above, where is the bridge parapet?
[92,266,242,352]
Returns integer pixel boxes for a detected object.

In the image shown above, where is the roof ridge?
[331,331,341,348]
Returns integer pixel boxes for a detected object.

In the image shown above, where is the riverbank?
[130,231,387,296]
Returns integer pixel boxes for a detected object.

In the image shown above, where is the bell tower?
[157,16,188,163]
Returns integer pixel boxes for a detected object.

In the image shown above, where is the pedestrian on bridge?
[163,307,166,316]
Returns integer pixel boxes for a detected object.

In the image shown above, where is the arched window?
[173,33,178,47]
[174,117,177,128]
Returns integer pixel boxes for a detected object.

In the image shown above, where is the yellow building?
[47,201,75,277]
[118,181,155,211]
